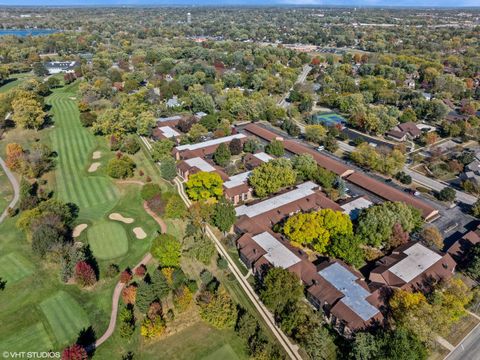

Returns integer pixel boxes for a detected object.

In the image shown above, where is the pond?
[0,29,59,37]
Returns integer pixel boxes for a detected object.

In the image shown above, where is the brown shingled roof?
[345,172,438,220]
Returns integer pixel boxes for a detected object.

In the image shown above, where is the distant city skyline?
[0,0,479,8]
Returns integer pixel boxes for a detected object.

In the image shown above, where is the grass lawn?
[0,323,53,352]
[39,291,91,347]
[0,252,34,284]
[48,88,119,220]
[0,165,13,214]
[442,313,480,346]
[87,221,129,260]
[202,344,240,360]
[0,72,33,93]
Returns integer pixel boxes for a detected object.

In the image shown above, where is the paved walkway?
[0,156,20,224]
[87,199,166,351]
[143,201,167,233]
[174,178,302,360]
[90,252,153,350]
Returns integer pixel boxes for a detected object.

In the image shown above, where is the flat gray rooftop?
[319,262,379,322]
[252,232,301,269]
[235,181,317,218]
[176,134,246,151]
[389,243,442,283]
[185,157,216,172]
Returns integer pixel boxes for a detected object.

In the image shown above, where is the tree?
[136,111,156,136]
[198,286,238,329]
[260,268,303,317]
[165,194,187,219]
[283,209,353,253]
[185,232,216,265]
[173,285,193,312]
[136,280,158,313]
[229,138,243,155]
[160,156,176,181]
[61,344,88,360]
[199,114,219,131]
[212,198,236,233]
[466,244,480,281]
[119,306,135,338]
[213,143,231,166]
[75,261,96,287]
[120,135,140,154]
[106,155,135,179]
[305,125,327,144]
[122,285,137,305]
[327,234,365,268]
[151,234,181,267]
[33,62,48,77]
[356,202,422,248]
[420,226,443,249]
[151,139,174,161]
[301,326,338,360]
[31,224,65,257]
[11,97,46,130]
[292,154,317,181]
[141,315,166,338]
[265,140,284,157]
[436,187,456,202]
[5,143,24,171]
[185,171,223,201]
[248,158,296,197]
[387,222,410,249]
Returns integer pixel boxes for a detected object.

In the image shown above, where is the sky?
[0,0,478,7]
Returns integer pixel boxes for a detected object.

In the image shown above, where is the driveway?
[0,156,20,223]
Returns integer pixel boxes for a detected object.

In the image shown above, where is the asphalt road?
[445,322,480,360]
[0,156,20,224]
[403,167,477,205]
[279,64,312,109]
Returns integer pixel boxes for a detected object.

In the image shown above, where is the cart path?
[0,156,20,224]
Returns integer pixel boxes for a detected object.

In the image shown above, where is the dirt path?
[116,179,145,186]
[0,157,20,224]
[143,201,167,233]
[91,252,152,350]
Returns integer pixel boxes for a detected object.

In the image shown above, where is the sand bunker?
[109,213,134,224]
[88,162,101,172]
[133,227,147,239]
[92,151,102,160]
[73,224,88,238]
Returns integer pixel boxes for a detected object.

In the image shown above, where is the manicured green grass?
[39,291,90,347]
[48,90,119,220]
[202,344,240,360]
[0,252,34,284]
[0,73,33,93]
[0,165,13,214]
[88,221,129,260]
[0,323,53,352]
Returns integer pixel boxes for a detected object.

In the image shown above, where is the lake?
[0,29,59,37]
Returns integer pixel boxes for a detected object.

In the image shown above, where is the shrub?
[217,256,228,270]
[120,269,132,283]
[141,316,166,339]
[75,261,96,287]
[436,187,456,202]
[107,155,136,179]
[141,183,162,201]
[61,344,87,360]
[106,263,120,277]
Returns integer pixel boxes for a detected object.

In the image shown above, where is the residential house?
[369,242,456,291]
[386,122,422,142]
[447,225,480,263]
[172,133,247,160]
